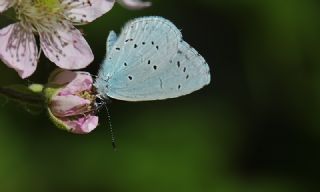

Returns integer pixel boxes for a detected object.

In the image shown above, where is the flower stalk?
[0,69,99,133]
[0,84,44,106]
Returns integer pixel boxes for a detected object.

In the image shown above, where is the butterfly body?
[95,16,210,101]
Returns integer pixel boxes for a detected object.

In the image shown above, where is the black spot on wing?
[159,79,163,89]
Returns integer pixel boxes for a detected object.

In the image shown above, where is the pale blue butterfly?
[95,16,211,101]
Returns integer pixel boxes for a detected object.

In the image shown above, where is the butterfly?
[94,16,211,102]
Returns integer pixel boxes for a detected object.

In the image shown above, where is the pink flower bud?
[46,69,98,134]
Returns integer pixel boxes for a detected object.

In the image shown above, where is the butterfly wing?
[106,30,117,54]
[96,16,211,101]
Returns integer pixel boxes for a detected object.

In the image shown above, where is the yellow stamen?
[15,0,64,33]
[36,0,61,13]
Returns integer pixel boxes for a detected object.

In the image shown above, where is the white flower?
[117,0,151,10]
[0,0,151,78]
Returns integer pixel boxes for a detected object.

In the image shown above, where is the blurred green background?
[0,0,319,191]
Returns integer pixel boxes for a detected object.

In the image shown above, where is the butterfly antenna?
[105,105,117,151]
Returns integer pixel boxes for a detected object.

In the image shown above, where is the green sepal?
[47,107,71,132]
[28,84,44,94]
[44,69,70,131]
[43,69,67,103]
[43,86,60,103]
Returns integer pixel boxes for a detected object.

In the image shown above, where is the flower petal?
[63,0,115,24]
[48,69,77,86]
[40,22,93,70]
[117,0,151,10]
[49,70,93,95]
[0,23,38,78]
[60,73,93,95]
[51,95,90,117]
[0,0,15,13]
[64,115,98,134]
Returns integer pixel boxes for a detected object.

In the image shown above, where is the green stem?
[0,86,43,105]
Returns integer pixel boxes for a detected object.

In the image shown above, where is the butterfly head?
[93,74,111,101]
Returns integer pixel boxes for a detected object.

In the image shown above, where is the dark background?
[0,0,319,191]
